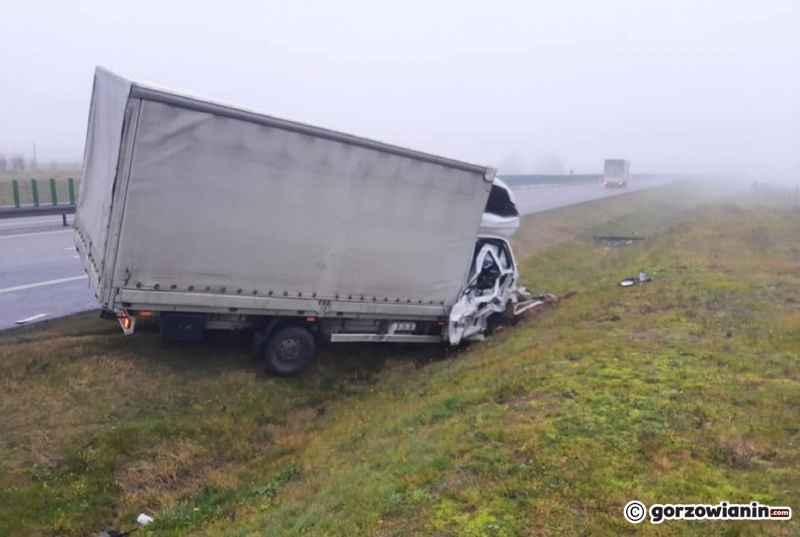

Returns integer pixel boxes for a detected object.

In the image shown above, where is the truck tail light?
[117,310,136,335]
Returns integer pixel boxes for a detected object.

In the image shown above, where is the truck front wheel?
[263,326,315,376]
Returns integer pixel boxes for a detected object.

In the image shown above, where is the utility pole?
[32,143,38,170]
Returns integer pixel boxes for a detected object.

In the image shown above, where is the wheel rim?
[277,338,302,362]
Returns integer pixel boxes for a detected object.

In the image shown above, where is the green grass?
[1,184,798,536]
[0,170,80,206]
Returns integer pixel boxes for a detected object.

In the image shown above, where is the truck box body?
[602,159,630,187]
[75,68,497,321]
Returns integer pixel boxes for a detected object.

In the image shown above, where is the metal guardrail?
[750,182,800,207]
[510,180,599,190]
[1,174,678,223]
[502,174,668,190]
[0,178,77,226]
[0,203,76,219]
[500,174,601,188]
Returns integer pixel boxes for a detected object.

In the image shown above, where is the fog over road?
[0,178,675,332]
[512,177,675,214]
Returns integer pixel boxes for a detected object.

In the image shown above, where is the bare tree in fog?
[498,154,528,175]
[10,154,26,172]
[533,154,566,175]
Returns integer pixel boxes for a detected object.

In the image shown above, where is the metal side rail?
[0,204,76,224]
[330,334,442,344]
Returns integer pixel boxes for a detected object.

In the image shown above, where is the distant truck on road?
[74,67,546,376]
[602,159,630,188]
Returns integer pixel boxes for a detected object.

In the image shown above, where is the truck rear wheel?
[263,326,315,376]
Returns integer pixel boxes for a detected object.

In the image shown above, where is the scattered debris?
[514,293,564,322]
[593,235,645,250]
[15,313,48,325]
[136,513,154,526]
[621,271,653,287]
[593,235,645,241]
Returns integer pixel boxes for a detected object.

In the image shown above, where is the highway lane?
[513,177,676,214]
[0,178,675,332]
[0,216,96,331]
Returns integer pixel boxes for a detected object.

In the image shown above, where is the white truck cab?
[447,178,543,345]
[478,177,520,239]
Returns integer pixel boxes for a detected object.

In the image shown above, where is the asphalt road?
[0,178,675,332]
[0,216,96,331]
[512,176,676,214]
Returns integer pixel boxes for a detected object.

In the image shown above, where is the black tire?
[263,326,316,376]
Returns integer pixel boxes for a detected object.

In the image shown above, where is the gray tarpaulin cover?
[75,67,494,311]
[75,68,131,288]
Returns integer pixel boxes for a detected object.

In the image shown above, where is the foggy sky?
[1,0,798,180]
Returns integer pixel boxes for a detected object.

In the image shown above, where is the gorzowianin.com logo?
[624,500,792,524]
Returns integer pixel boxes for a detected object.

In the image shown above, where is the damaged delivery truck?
[74,67,546,375]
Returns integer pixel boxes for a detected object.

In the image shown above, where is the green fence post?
[12,180,20,208]
[68,178,76,204]
[31,179,39,207]
[50,178,58,205]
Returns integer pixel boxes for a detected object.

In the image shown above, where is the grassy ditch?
[1,183,798,536]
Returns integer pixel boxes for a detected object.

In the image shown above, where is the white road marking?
[0,218,65,229]
[0,229,73,240]
[73,255,81,259]
[0,275,88,295]
[64,246,77,251]
[15,313,48,325]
